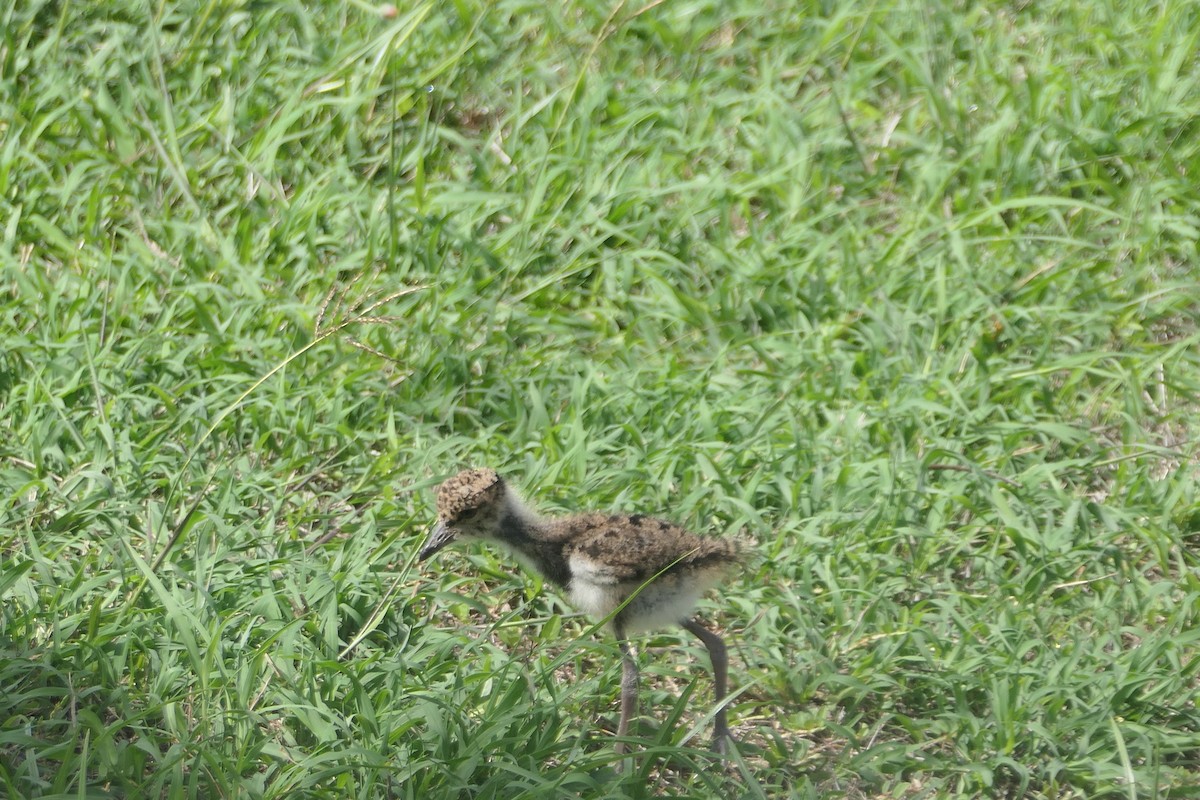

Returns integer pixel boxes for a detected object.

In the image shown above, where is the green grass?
[3,0,1200,797]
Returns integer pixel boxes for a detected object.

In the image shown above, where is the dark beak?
[419,521,456,561]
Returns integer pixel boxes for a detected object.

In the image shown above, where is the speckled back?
[558,512,740,584]
[436,468,504,523]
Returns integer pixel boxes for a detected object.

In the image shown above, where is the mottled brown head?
[420,468,507,560]
[436,468,503,523]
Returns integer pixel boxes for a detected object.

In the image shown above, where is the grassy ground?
[3,0,1199,797]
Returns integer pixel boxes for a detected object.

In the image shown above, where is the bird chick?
[420,467,740,754]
